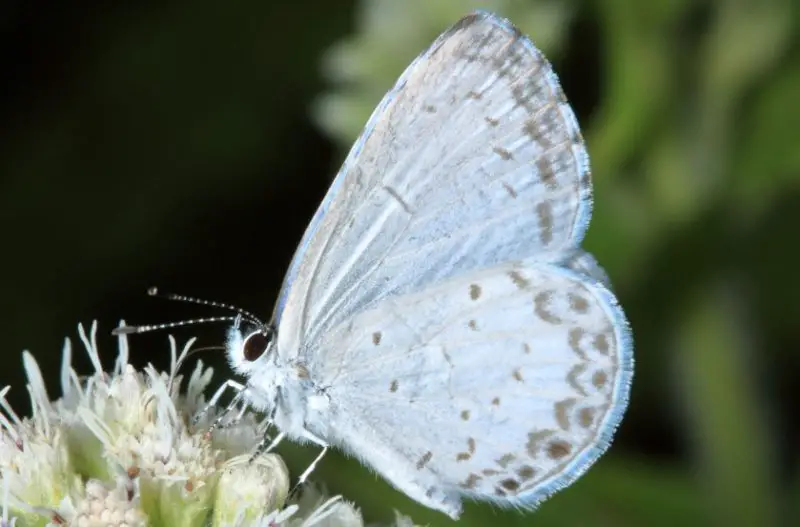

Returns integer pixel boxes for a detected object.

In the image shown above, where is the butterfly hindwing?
[309,259,631,516]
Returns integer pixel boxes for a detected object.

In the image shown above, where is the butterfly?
[120,10,632,520]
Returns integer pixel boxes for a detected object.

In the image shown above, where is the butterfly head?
[225,317,276,376]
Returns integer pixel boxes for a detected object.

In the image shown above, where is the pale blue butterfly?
[121,10,633,520]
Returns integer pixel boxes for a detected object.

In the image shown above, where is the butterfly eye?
[243,332,269,361]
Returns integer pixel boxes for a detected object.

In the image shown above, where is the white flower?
[212,454,289,526]
[0,321,418,527]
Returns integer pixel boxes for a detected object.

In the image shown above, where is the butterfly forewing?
[276,12,592,353]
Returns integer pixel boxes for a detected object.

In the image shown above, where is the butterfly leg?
[192,379,246,426]
[249,430,285,463]
[196,380,276,448]
[289,430,329,498]
[208,390,247,432]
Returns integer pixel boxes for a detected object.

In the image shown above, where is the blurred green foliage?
[0,0,797,526]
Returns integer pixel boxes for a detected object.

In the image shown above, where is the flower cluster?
[0,322,417,527]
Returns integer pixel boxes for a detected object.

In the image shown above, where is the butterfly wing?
[307,259,632,516]
[275,11,593,354]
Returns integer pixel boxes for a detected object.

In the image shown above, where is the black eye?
[243,332,269,361]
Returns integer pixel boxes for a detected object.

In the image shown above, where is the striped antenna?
[146,287,263,325]
[112,316,240,335]
[111,287,265,336]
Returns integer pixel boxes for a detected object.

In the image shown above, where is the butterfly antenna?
[145,286,263,325]
[112,316,240,336]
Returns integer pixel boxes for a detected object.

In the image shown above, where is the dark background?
[1,1,798,526]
